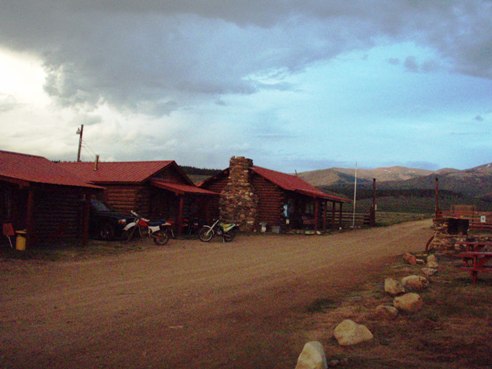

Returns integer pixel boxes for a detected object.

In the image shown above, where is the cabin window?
[305,201,314,215]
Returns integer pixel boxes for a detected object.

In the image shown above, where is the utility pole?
[76,124,84,162]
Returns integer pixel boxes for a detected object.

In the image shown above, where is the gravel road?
[0,219,432,369]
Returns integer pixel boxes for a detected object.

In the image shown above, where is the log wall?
[252,174,285,227]
[32,186,84,243]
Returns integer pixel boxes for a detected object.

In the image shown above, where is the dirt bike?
[198,219,239,242]
[122,211,171,245]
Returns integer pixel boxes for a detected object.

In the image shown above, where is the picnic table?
[457,251,492,284]
[454,241,492,251]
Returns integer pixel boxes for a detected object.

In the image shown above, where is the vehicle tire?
[153,230,169,246]
[222,229,236,242]
[99,223,115,241]
[122,227,135,242]
[198,226,214,242]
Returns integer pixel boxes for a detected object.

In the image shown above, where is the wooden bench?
[457,251,492,284]
[469,223,492,232]
[454,241,492,251]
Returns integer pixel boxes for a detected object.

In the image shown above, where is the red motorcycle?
[122,211,171,245]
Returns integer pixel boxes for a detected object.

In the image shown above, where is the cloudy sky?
[0,1,491,172]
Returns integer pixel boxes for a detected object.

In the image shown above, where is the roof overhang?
[294,189,351,203]
[151,179,219,196]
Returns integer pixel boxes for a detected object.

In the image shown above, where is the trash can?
[259,222,267,233]
[15,230,27,251]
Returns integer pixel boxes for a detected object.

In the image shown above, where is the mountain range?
[298,163,492,199]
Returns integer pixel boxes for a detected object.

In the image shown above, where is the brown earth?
[0,220,433,369]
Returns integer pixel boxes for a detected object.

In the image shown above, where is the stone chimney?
[219,156,259,231]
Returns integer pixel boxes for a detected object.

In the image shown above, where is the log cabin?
[58,160,217,235]
[199,156,350,232]
[0,150,101,247]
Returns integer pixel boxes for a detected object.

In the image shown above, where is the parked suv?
[89,199,131,241]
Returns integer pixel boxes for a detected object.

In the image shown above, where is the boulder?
[375,304,399,320]
[393,293,423,313]
[295,341,327,369]
[421,267,438,277]
[384,277,405,296]
[333,319,373,346]
[426,254,439,268]
[403,252,417,265]
[401,275,429,291]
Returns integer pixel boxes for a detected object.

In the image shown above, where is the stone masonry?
[219,156,259,231]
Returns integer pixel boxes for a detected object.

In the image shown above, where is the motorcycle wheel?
[153,230,169,246]
[198,226,214,242]
[99,223,115,241]
[223,229,236,242]
[122,227,136,242]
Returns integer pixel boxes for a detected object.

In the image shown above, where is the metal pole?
[352,162,357,228]
[76,124,84,162]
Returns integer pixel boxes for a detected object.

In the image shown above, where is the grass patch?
[0,239,151,261]
[302,254,492,369]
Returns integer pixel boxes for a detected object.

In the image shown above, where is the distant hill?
[181,166,221,184]
[298,166,433,187]
[378,163,492,198]
[302,163,492,213]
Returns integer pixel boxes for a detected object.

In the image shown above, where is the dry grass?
[302,254,492,368]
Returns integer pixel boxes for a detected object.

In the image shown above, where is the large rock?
[403,252,417,265]
[295,341,327,369]
[375,304,399,320]
[401,275,429,291]
[426,254,439,268]
[421,267,438,277]
[393,293,423,313]
[384,277,405,296]
[333,319,373,346]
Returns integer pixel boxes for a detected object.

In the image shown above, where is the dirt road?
[0,220,432,369]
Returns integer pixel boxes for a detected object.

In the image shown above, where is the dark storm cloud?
[1,0,490,115]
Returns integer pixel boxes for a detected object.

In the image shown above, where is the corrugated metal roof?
[0,150,100,189]
[151,180,218,196]
[58,160,176,184]
[252,166,350,202]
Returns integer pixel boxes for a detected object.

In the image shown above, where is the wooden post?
[81,193,90,246]
[314,199,319,232]
[339,202,343,229]
[25,187,35,248]
[370,178,376,227]
[322,200,327,232]
[331,201,336,230]
[177,196,185,237]
[434,177,441,219]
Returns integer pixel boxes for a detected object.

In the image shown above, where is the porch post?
[25,187,34,248]
[338,202,343,229]
[81,193,90,246]
[331,201,336,230]
[314,199,319,232]
[322,200,327,232]
[177,195,185,236]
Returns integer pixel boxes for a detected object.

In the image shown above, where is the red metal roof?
[0,150,100,189]
[151,179,218,196]
[252,166,350,202]
[58,160,179,184]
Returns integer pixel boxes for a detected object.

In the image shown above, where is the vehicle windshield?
[90,199,113,212]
